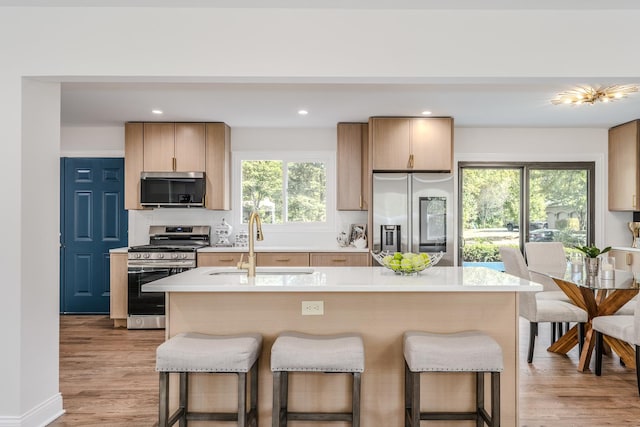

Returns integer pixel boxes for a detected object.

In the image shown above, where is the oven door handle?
[128,263,194,270]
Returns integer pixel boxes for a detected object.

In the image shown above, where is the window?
[458,162,594,269]
[235,152,333,228]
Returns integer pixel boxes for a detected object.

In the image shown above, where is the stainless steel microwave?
[140,171,206,207]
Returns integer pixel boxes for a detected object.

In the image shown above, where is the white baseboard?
[0,393,64,427]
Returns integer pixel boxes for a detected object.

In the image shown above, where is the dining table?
[537,265,639,372]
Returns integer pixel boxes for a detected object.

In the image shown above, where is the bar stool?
[156,332,262,427]
[270,331,365,427]
[403,330,503,427]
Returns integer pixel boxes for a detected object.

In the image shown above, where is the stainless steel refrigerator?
[372,172,454,266]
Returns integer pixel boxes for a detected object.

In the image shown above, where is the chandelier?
[551,84,639,105]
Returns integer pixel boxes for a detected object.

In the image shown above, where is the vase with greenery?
[574,244,611,278]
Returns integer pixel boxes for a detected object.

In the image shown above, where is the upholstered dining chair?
[500,246,587,363]
[525,241,576,338]
[593,295,640,395]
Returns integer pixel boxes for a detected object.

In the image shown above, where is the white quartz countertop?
[109,246,369,254]
[143,266,543,293]
[611,246,640,252]
[197,246,369,253]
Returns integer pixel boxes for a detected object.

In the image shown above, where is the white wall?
[60,126,124,157]
[3,5,640,425]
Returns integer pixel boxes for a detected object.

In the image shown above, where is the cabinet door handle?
[627,253,633,266]
[172,157,177,171]
[359,195,363,209]
[408,154,414,168]
[332,258,347,262]
[219,258,234,262]
[276,258,291,262]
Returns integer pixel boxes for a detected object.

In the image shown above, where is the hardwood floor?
[49,315,640,426]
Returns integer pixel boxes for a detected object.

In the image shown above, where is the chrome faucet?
[237,211,264,277]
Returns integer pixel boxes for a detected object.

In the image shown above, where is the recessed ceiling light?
[421,111,432,116]
[152,109,163,115]
[298,109,308,116]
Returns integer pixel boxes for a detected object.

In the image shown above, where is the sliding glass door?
[459,162,594,269]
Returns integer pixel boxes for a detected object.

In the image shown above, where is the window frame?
[457,161,595,264]
[233,150,335,232]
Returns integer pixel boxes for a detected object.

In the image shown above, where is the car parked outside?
[505,221,548,232]
[529,228,558,242]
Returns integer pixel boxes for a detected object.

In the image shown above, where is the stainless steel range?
[127,225,210,329]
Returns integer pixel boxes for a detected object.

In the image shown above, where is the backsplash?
[128,208,368,248]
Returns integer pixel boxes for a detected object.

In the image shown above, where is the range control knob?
[181,254,188,259]
[134,253,142,259]
[171,253,178,259]
[143,253,150,259]
[157,254,164,259]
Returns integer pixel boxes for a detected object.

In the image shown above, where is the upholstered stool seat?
[156,332,262,427]
[404,331,503,427]
[271,331,364,427]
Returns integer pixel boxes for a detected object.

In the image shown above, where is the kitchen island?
[144,266,541,427]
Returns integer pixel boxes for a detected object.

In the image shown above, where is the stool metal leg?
[352,372,361,427]
[159,372,169,427]
[250,362,259,427]
[410,370,420,426]
[238,372,247,427]
[404,363,411,427]
[179,373,188,427]
[476,372,484,427]
[491,372,500,427]
[272,371,289,427]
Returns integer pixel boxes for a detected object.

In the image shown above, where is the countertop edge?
[143,266,543,293]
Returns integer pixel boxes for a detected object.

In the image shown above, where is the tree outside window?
[241,160,327,224]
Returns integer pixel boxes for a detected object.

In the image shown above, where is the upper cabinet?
[124,122,230,210]
[337,123,369,210]
[369,117,453,172]
[204,123,231,210]
[143,123,206,172]
[609,120,640,211]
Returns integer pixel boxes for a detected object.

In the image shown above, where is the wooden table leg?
[577,324,595,372]
[547,324,579,354]
[605,336,637,369]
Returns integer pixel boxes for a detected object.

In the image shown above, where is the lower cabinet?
[197,252,248,267]
[198,251,370,268]
[310,252,370,267]
[109,252,128,328]
[610,249,640,272]
[257,252,310,267]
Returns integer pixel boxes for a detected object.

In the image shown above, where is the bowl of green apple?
[372,251,444,275]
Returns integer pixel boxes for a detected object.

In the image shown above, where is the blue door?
[60,158,128,314]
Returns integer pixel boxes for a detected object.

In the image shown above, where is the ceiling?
[60,79,640,129]
[47,1,640,129]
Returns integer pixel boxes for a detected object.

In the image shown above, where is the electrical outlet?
[301,300,324,316]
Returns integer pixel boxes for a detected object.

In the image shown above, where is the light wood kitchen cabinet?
[204,123,231,210]
[257,252,310,267]
[124,123,144,210]
[610,249,640,272]
[310,252,370,266]
[143,123,206,172]
[124,122,231,210]
[370,117,453,172]
[109,252,128,328]
[337,123,369,210]
[609,120,640,211]
[197,252,248,267]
